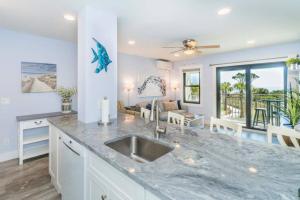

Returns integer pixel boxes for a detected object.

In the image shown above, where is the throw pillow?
[146,103,152,110]
[163,101,178,111]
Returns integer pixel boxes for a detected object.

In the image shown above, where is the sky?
[220,67,284,91]
[22,62,56,74]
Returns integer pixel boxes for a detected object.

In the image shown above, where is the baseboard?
[0,151,18,163]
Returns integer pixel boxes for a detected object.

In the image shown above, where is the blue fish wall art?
[91,37,112,74]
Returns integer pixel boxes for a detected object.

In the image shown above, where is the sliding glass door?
[217,62,287,130]
[217,69,247,125]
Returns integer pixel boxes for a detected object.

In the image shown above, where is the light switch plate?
[0,97,10,105]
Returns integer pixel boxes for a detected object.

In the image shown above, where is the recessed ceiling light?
[174,53,180,57]
[248,167,257,173]
[64,14,76,21]
[128,167,135,173]
[247,40,256,44]
[128,40,136,45]
[218,7,231,15]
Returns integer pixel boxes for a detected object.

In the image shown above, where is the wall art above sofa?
[137,75,166,97]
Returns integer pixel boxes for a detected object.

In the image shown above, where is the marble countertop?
[48,114,300,200]
[16,111,77,121]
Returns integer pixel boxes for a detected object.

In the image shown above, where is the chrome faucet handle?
[154,126,167,139]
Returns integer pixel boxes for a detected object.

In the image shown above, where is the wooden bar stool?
[253,108,267,128]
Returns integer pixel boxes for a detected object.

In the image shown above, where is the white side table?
[16,111,77,165]
[18,118,49,165]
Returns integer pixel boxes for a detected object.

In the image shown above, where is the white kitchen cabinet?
[86,171,109,200]
[86,151,144,200]
[86,169,131,200]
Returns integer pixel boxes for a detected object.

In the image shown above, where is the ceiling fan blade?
[162,47,182,48]
[196,45,220,49]
[170,49,184,54]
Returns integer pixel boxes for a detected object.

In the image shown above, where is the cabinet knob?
[69,140,72,144]
[101,195,107,200]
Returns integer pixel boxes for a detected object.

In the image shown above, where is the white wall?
[174,41,300,120]
[0,28,77,159]
[78,7,117,123]
[118,53,174,106]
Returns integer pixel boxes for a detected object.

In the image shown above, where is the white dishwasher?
[61,134,85,200]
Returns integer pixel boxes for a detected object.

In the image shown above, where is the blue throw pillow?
[146,103,152,110]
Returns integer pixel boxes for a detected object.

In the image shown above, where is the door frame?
[216,62,287,130]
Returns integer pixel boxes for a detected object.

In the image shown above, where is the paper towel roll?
[101,97,109,123]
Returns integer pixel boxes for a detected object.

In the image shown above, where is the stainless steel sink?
[105,135,173,163]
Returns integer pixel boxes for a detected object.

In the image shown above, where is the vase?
[61,99,72,114]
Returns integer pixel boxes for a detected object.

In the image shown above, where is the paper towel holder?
[98,114,112,126]
[98,97,112,126]
[98,121,112,126]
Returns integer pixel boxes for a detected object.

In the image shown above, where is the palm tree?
[232,73,259,118]
[220,82,233,114]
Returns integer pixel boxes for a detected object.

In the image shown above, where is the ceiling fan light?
[183,49,195,55]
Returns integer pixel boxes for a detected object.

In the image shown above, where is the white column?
[78,7,117,123]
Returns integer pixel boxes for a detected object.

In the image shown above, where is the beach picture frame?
[21,62,57,93]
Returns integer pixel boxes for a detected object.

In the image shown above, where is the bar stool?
[270,104,281,126]
[253,108,267,128]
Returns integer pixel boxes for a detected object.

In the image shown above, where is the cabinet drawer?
[87,152,144,200]
[21,118,49,129]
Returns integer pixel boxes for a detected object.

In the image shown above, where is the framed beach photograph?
[21,62,57,93]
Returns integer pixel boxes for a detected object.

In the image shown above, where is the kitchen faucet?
[154,100,166,139]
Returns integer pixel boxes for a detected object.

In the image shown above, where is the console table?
[16,111,76,165]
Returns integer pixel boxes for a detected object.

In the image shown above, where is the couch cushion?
[163,101,178,111]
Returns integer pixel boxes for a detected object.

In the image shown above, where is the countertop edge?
[16,111,77,121]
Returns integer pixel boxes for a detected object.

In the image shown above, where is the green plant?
[221,82,233,113]
[57,87,77,102]
[280,88,300,128]
[286,58,300,66]
[232,72,259,118]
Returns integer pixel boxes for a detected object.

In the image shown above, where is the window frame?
[180,65,203,107]
[183,70,201,104]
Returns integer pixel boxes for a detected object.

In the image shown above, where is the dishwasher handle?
[63,142,80,156]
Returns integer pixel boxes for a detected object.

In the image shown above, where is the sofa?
[157,100,187,121]
[136,99,187,121]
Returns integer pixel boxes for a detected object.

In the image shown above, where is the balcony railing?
[221,93,284,120]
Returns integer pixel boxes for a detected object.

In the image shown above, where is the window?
[183,69,200,104]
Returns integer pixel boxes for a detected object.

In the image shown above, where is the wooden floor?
[0,156,61,200]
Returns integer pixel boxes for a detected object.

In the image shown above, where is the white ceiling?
[1,0,300,61]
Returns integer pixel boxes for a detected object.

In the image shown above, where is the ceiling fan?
[163,39,220,55]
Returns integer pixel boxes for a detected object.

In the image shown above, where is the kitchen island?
[48,114,300,200]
